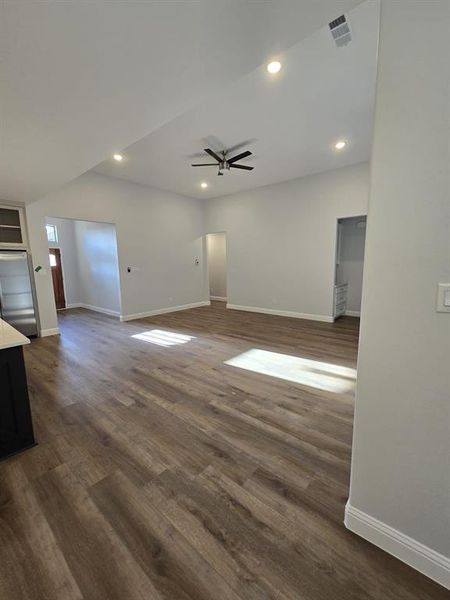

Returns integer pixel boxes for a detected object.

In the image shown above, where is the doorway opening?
[334,216,367,319]
[46,216,121,318]
[206,232,227,303]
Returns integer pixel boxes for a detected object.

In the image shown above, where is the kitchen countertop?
[0,318,30,350]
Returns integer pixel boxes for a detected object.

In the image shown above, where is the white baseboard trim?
[226,304,334,323]
[40,327,60,337]
[120,301,210,322]
[65,302,120,317]
[81,303,120,317]
[345,310,361,317]
[345,503,450,590]
[210,296,227,302]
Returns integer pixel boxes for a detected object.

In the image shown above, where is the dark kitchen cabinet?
[0,345,35,460]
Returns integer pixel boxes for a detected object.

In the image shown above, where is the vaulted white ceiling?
[94,1,379,200]
[1,0,368,204]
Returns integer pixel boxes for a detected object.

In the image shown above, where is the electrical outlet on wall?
[436,283,450,313]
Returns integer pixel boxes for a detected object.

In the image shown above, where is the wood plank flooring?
[0,302,446,599]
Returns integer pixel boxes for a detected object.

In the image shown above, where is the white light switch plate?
[436,283,450,313]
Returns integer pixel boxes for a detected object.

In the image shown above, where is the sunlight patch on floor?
[131,329,195,347]
[225,348,357,393]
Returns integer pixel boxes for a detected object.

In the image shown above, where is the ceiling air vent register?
[329,15,353,47]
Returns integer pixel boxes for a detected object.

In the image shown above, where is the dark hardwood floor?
[0,303,446,599]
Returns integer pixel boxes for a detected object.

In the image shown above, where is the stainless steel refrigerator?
[0,250,38,337]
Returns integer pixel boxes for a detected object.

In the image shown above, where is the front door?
[49,248,66,309]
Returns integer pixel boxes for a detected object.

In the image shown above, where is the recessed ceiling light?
[113,153,124,161]
[335,141,347,150]
[267,61,282,74]
[200,182,208,189]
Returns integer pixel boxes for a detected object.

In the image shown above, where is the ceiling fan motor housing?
[191,146,254,174]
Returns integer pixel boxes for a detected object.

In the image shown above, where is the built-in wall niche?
[0,206,27,247]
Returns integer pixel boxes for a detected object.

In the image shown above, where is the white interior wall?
[207,232,227,300]
[336,217,366,314]
[45,216,81,306]
[27,171,207,333]
[73,220,121,315]
[346,0,450,589]
[205,162,369,320]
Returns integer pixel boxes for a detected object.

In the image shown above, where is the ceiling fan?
[192,147,254,176]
